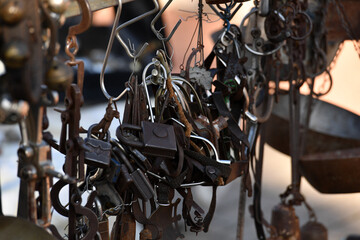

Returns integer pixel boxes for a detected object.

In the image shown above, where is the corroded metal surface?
[264,94,360,156]
[300,148,360,193]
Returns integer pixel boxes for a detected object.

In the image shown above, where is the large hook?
[67,0,92,37]
[65,0,92,60]
[115,0,160,59]
[151,0,182,42]
[100,0,128,101]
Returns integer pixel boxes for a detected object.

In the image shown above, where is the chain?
[327,41,344,72]
[101,199,138,218]
[332,0,360,59]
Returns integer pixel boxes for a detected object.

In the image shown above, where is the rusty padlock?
[271,203,300,239]
[116,121,177,159]
[300,221,328,240]
[84,124,111,168]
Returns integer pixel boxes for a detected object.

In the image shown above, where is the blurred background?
[1,0,360,239]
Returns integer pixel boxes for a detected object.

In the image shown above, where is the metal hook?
[115,0,160,59]
[190,135,231,165]
[65,0,92,61]
[67,0,92,37]
[151,0,182,42]
[100,0,130,101]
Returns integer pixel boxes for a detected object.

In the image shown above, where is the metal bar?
[65,0,134,18]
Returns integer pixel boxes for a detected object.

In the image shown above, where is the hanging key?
[112,142,155,201]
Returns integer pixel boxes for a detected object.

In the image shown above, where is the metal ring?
[240,7,285,56]
[289,11,313,41]
[251,86,274,123]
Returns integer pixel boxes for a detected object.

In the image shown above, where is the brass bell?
[0,0,25,24]
[1,40,29,68]
[271,203,300,239]
[47,0,70,14]
[301,221,328,240]
[45,59,73,91]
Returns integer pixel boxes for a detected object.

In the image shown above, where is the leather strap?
[212,91,249,148]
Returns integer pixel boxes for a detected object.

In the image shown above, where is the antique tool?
[65,0,92,93]
[51,2,100,238]
[17,89,69,227]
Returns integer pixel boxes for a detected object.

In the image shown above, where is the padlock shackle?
[116,124,144,149]
[87,124,111,142]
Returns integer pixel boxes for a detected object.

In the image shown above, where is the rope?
[166,77,193,137]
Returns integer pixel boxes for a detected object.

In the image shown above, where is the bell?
[301,221,328,240]
[45,59,73,91]
[271,203,300,239]
[0,0,25,24]
[47,0,70,14]
[1,40,29,68]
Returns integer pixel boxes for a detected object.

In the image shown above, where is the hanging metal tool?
[100,0,130,101]
[115,0,160,59]
[151,0,182,42]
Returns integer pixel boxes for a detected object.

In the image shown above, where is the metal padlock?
[116,121,177,159]
[84,124,111,168]
[271,203,300,239]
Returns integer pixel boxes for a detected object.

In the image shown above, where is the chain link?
[332,0,360,59]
